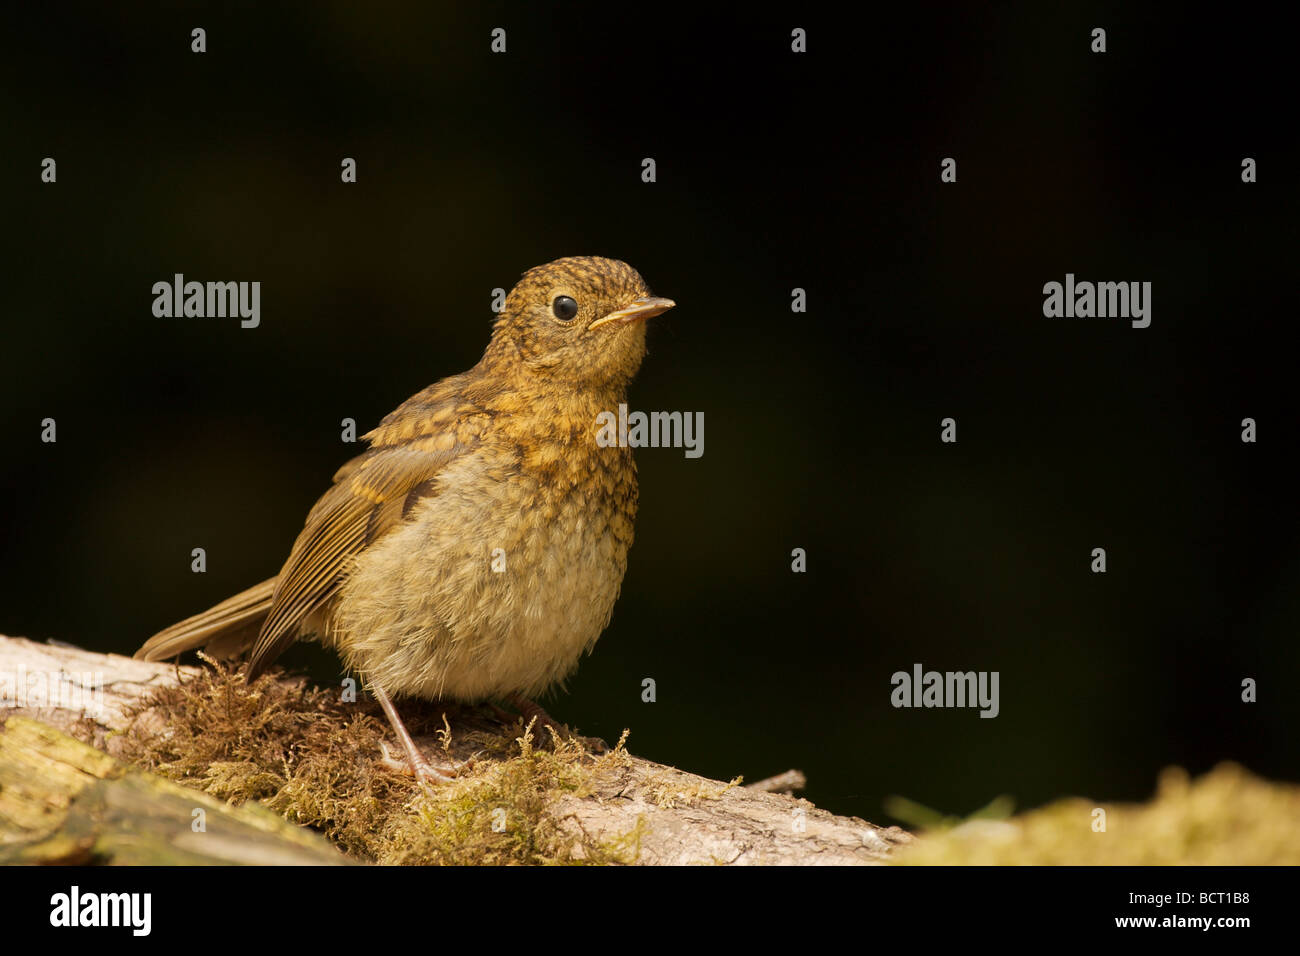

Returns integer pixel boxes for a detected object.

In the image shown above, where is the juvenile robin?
[135,256,674,781]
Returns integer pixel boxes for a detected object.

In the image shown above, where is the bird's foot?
[496,694,608,753]
[377,739,457,783]
[371,685,456,786]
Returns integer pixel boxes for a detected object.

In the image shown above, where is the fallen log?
[0,634,910,865]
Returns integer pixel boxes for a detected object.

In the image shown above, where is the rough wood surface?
[0,715,349,864]
[0,634,911,864]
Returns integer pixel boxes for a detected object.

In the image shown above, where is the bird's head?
[491,256,674,390]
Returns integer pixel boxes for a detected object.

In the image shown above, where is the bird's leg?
[371,685,454,784]
[506,693,567,737]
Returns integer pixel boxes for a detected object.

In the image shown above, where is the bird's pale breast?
[328,413,637,701]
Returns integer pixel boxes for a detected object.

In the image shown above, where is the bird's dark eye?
[552,295,579,321]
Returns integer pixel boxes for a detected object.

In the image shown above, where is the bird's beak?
[587,296,675,331]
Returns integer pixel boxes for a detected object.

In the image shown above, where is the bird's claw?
[378,739,457,783]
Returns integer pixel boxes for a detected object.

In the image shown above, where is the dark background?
[3,3,1296,824]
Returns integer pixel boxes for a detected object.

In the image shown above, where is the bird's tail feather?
[135,577,277,662]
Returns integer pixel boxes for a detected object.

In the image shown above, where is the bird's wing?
[245,436,468,677]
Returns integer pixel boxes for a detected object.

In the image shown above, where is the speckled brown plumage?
[136,256,673,776]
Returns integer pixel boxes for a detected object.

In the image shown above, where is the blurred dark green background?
[3,3,1297,823]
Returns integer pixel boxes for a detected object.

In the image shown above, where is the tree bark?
[0,634,911,865]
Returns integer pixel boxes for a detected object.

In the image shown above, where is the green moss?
[119,659,642,864]
[378,723,643,865]
[891,764,1300,865]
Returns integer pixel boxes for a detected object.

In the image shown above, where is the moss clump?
[119,659,640,864]
[379,723,640,865]
[643,772,741,810]
[891,763,1300,865]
